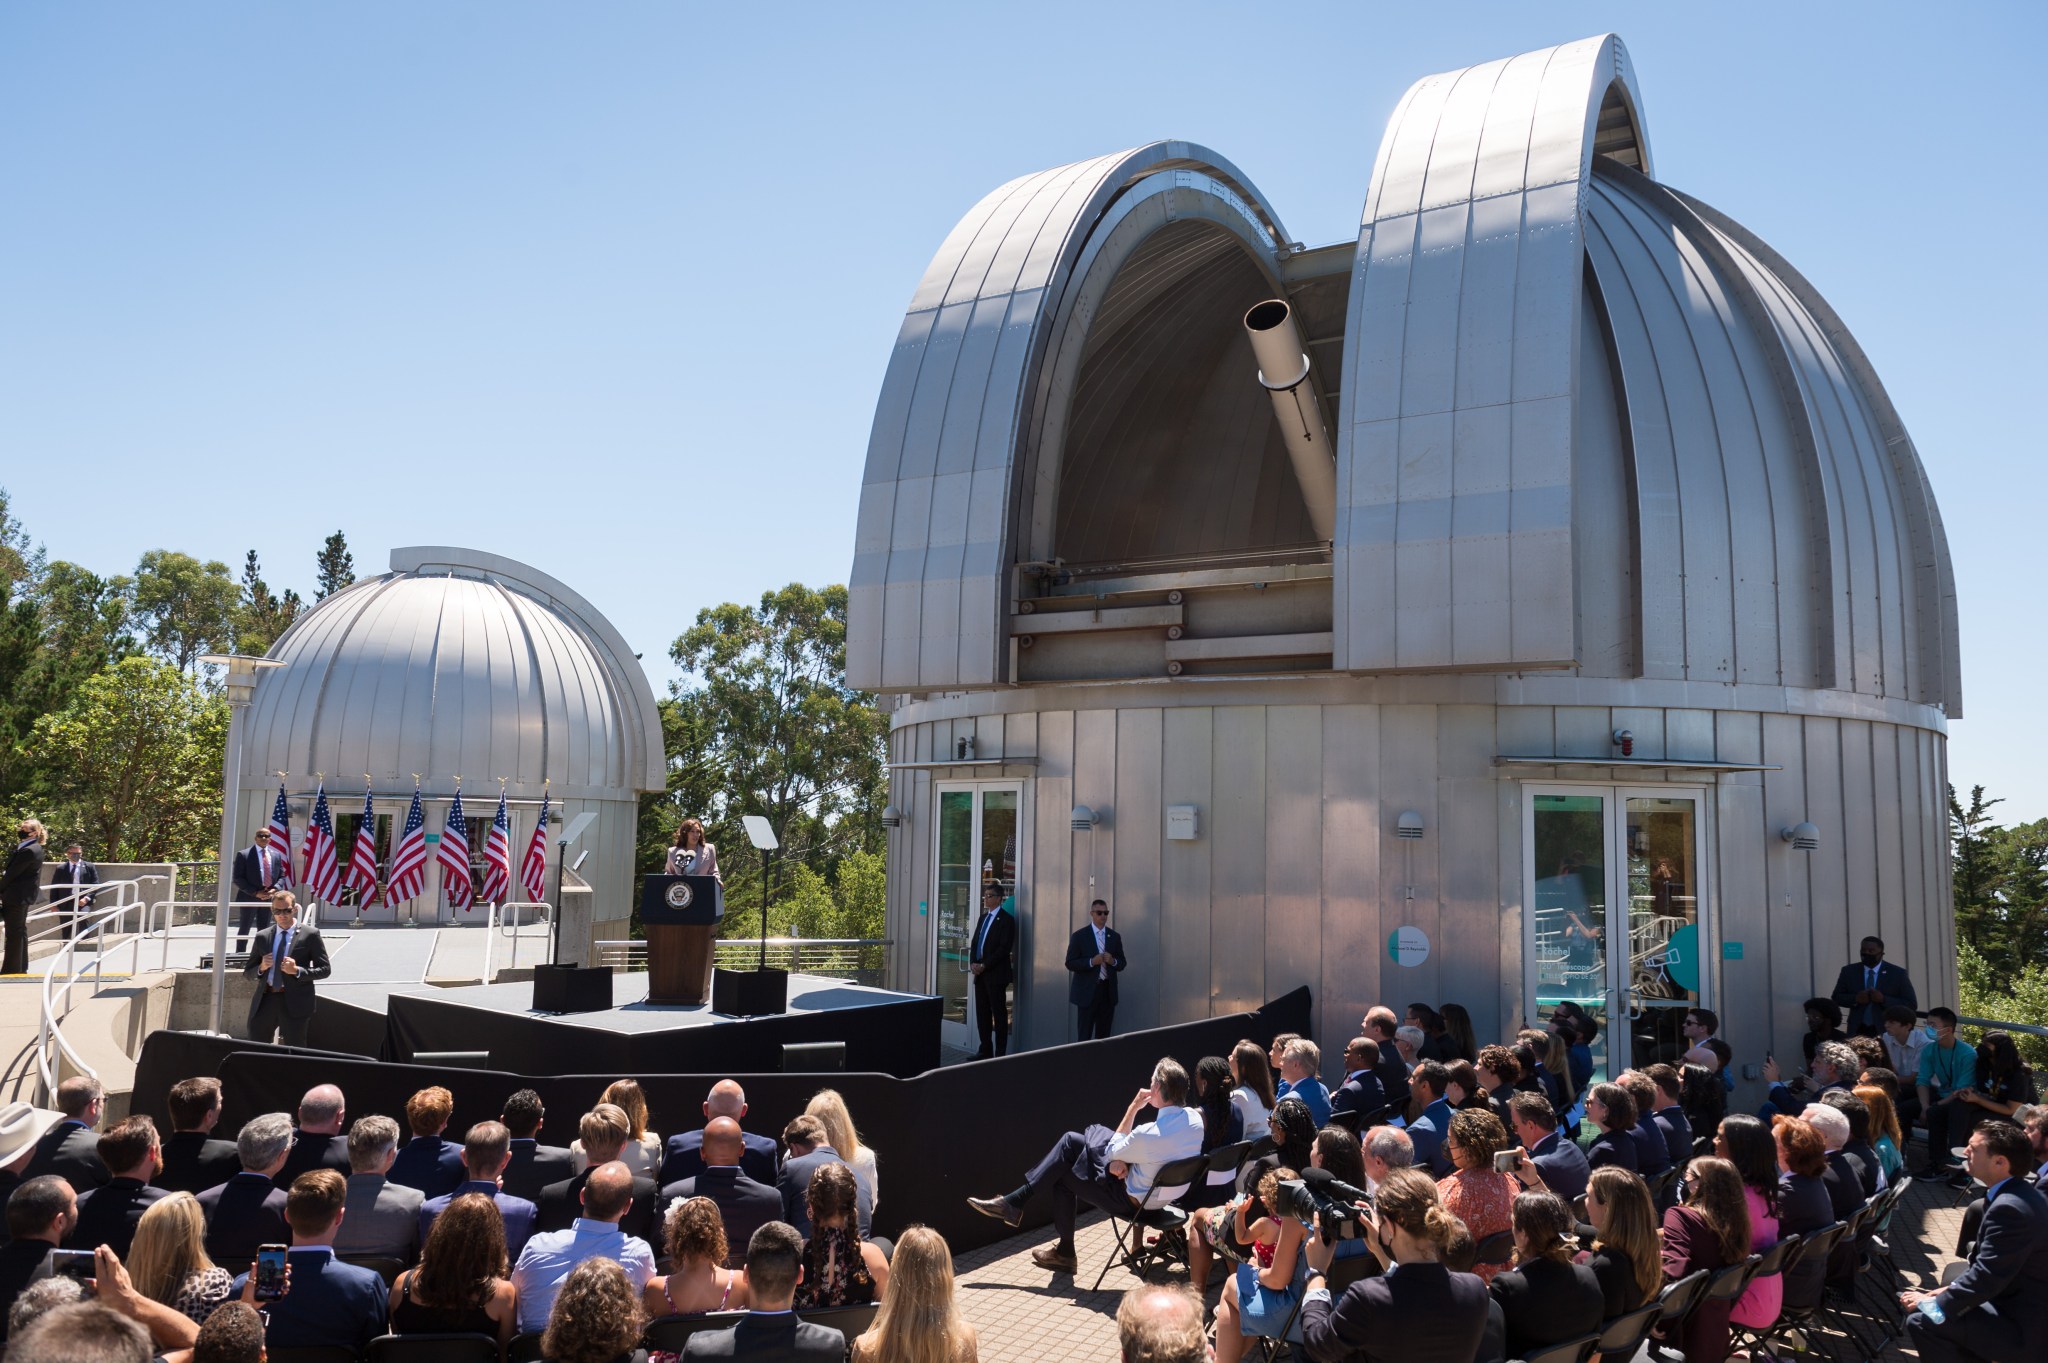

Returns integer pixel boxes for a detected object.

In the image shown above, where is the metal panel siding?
[1667,711,1716,763]
[1161,707,1215,1026]
[1026,711,1075,1052]
[1554,707,1611,758]
[1073,708,1119,955]
[1497,706,1553,757]
[1264,707,1324,1029]
[1210,709,1269,1018]
[1496,774,1525,1028]
[1840,721,1880,943]
[1379,705,1442,1007]
[1437,705,1500,1040]
[1321,705,1383,1053]
[1714,775,1770,1080]
[1802,720,1850,985]
[1113,710,1165,1033]
[1894,729,1927,992]
[1759,713,1813,1068]
[1871,725,1907,958]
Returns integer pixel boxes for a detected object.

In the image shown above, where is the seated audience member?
[1114,1282,1205,1363]
[1881,1005,1929,1124]
[544,1256,648,1363]
[1189,1056,1247,1209]
[1682,1060,1729,1139]
[659,1080,780,1188]
[273,1084,350,1190]
[1212,1167,1309,1363]
[1309,1128,1372,1266]
[1617,1071,1671,1181]
[233,1169,389,1355]
[515,1159,654,1334]
[805,1089,878,1213]
[1859,1078,1911,1184]
[1903,1120,2048,1363]
[1801,1102,1864,1227]
[333,1114,422,1262]
[852,1224,976,1363]
[1300,1166,1490,1363]
[1518,1030,1565,1106]
[7,1275,84,1340]
[1331,1038,1389,1121]
[193,1300,265,1363]
[1583,1083,1640,1173]
[1487,1190,1603,1358]
[126,1190,233,1325]
[387,1086,466,1200]
[1771,1115,1836,1314]
[539,1105,662,1242]
[1644,1064,1694,1167]
[157,1078,240,1196]
[1681,1006,1722,1071]
[1404,1060,1456,1176]
[66,1114,167,1258]
[1508,1091,1588,1205]
[1575,1166,1661,1319]
[778,1114,874,1239]
[51,1242,204,1353]
[1509,1041,1545,1095]
[1800,997,1850,1066]
[1362,1123,1415,1195]
[642,1194,748,1319]
[1230,1039,1278,1141]
[501,1088,576,1203]
[679,1221,842,1360]
[1714,1114,1786,1336]
[795,1162,887,1308]
[1268,1033,1302,1076]
[1475,1046,1521,1118]
[1439,1004,1479,1065]
[9,1301,151,1363]
[1187,1096,1316,1291]
[1819,1090,1886,1196]
[0,1175,76,1341]
[967,1057,1205,1275]
[1659,1157,1751,1363]
[1550,1006,1597,1100]
[572,1079,663,1179]
[24,1076,110,1195]
[1405,1004,1448,1063]
[1394,1026,1426,1071]
[420,1120,538,1256]
[1918,1006,1979,1177]
[1442,1060,1488,1113]
[1848,1033,1889,1080]
[1362,1008,1412,1110]
[389,1190,518,1348]
[1437,1109,1517,1285]
[1277,1039,1333,1127]
[196,1113,293,1266]
[1952,1105,2048,1257]
[661,1117,780,1268]
[1951,1032,2040,1151]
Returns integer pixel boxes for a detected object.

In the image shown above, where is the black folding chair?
[1182,1139,1254,1211]
[268,1350,358,1363]
[365,1333,501,1363]
[644,1311,747,1353]
[797,1302,881,1349]
[1592,1299,1661,1362]
[1472,1229,1515,1267]
[1513,1331,1599,1363]
[1654,1267,1712,1334]
[507,1331,547,1363]
[1090,1152,1213,1292]
[339,1254,407,1286]
[1735,1222,1846,1361]
[1699,1252,1764,1319]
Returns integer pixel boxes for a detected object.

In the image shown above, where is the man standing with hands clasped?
[1067,898,1126,1041]
[1832,935,1917,1037]
[244,892,331,1047]
[968,881,1016,1059]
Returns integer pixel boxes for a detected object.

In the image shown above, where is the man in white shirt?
[510,1161,654,1333]
[966,1059,1204,1274]
[1881,1005,1930,1125]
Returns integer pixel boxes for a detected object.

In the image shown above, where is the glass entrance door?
[933,783,1022,1053]
[1527,786,1709,1086]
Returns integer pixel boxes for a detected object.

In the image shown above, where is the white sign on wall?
[1386,925,1431,968]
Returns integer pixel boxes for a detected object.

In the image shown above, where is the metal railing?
[594,937,892,989]
[1956,1013,2048,1040]
[483,901,553,981]
[36,880,158,1100]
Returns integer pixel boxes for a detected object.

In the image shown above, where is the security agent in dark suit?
[1066,898,1126,1041]
[681,1220,845,1361]
[1832,935,1918,1036]
[1904,1120,2048,1363]
[230,838,289,952]
[968,881,1016,1058]
[23,1075,110,1196]
[157,1077,241,1196]
[1300,1166,1491,1363]
[64,1114,168,1260]
[2,819,48,976]
[45,843,99,941]
[661,1117,782,1267]
[500,1088,576,1202]
[243,892,330,1047]
[660,1079,781,1188]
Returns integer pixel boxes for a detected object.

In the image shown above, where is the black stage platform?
[316,972,941,1077]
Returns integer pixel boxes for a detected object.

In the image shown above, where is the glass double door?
[934,783,1022,1052]
[1526,785,1709,1085]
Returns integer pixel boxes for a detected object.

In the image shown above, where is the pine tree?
[315,531,355,600]
[235,550,300,654]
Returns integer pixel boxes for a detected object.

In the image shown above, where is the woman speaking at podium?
[666,818,721,880]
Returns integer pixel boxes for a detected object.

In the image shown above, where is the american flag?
[344,786,381,906]
[299,783,343,904]
[437,789,473,910]
[386,789,429,903]
[264,784,295,885]
[479,789,513,905]
[520,791,551,903]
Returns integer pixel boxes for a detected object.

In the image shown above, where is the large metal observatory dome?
[854,34,1963,1073]
[238,547,663,952]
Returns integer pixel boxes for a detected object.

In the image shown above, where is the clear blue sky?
[2,3,2041,819]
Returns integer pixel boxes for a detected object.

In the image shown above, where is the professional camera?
[1279,1168,1372,1242]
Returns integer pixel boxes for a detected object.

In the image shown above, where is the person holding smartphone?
[1299,1167,1490,1363]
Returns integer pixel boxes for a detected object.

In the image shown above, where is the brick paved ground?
[947,1175,1967,1362]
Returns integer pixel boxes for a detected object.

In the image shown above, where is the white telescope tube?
[1244,298,1337,542]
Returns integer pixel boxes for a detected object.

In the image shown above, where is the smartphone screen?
[254,1245,288,1301]
[1492,1148,1521,1174]
[48,1248,96,1281]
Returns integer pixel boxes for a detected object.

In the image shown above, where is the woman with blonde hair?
[1853,1082,1905,1180]
[666,818,720,879]
[851,1225,978,1363]
[806,1088,879,1211]
[544,1257,645,1363]
[1576,1166,1662,1317]
[573,1079,662,1177]
[126,1192,232,1325]
[643,1196,749,1317]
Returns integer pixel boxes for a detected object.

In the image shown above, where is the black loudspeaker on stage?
[533,964,612,1014]
[712,966,788,1017]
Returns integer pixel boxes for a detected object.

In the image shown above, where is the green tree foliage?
[30,656,228,860]
[1951,783,2048,975]
[131,550,237,671]
[315,531,355,600]
[235,549,301,655]
[1957,940,2048,1070]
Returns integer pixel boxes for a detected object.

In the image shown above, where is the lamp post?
[198,654,284,1035]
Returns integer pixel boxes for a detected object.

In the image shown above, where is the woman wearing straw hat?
[0,1099,64,1212]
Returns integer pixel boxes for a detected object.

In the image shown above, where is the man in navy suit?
[1330,1038,1389,1121]
[658,1079,779,1187]
[229,837,289,952]
[1832,935,1917,1037]
[1645,1065,1694,1167]
[682,1221,846,1361]
[419,1121,538,1256]
[235,1168,389,1355]
[660,1117,781,1267]
[387,1086,466,1199]
[969,881,1017,1058]
[198,1114,293,1266]
[157,1077,241,1196]
[1508,1091,1589,1205]
[1066,899,1126,1040]
[45,843,99,940]
[501,1089,576,1202]
[775,1115,871,1238]
[24,1076,110,1196]
[1904,1120,2048,1363]
[64,1115,167,1260]
[272,1085,351,1190]
[1405,1062,1456,1176]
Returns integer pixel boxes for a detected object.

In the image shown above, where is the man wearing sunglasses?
[1065,899,1126,1041]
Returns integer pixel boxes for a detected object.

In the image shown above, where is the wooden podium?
[640,875,723,1005]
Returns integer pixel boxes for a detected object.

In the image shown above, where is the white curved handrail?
[483,900,552,980]
[36,879,153,1100]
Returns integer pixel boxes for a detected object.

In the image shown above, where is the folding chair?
[1698,1252,1764,1317]
[1472,1229,1515,1268]
[268,1350,358,1363]
[508,1332,547,1363]
[644,1311,747,1354]
[1591,1299,1661,1362]
[339,1254,407,1286]
[1734,1222,1846,1361]
[1513,1331,1599,1363]
[1090,1151,1213,1292]
[1654,1267,1712,1333]
[798,1302,880,1348]
[365,1333,501,1363]
[1183,1139,1254,1211]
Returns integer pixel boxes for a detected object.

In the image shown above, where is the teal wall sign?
[1723,941,1744,961]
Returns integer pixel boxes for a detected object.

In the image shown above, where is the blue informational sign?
[1723,941,1744,961]
[1664,923,1700,992]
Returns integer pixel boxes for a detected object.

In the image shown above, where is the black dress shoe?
[967,1195,1022,1227]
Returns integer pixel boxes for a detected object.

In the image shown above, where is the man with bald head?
[658,1079,779,1187]
[512,1159,654,1332]
[273,1084,351,1189]
[660,1116,781,1268]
